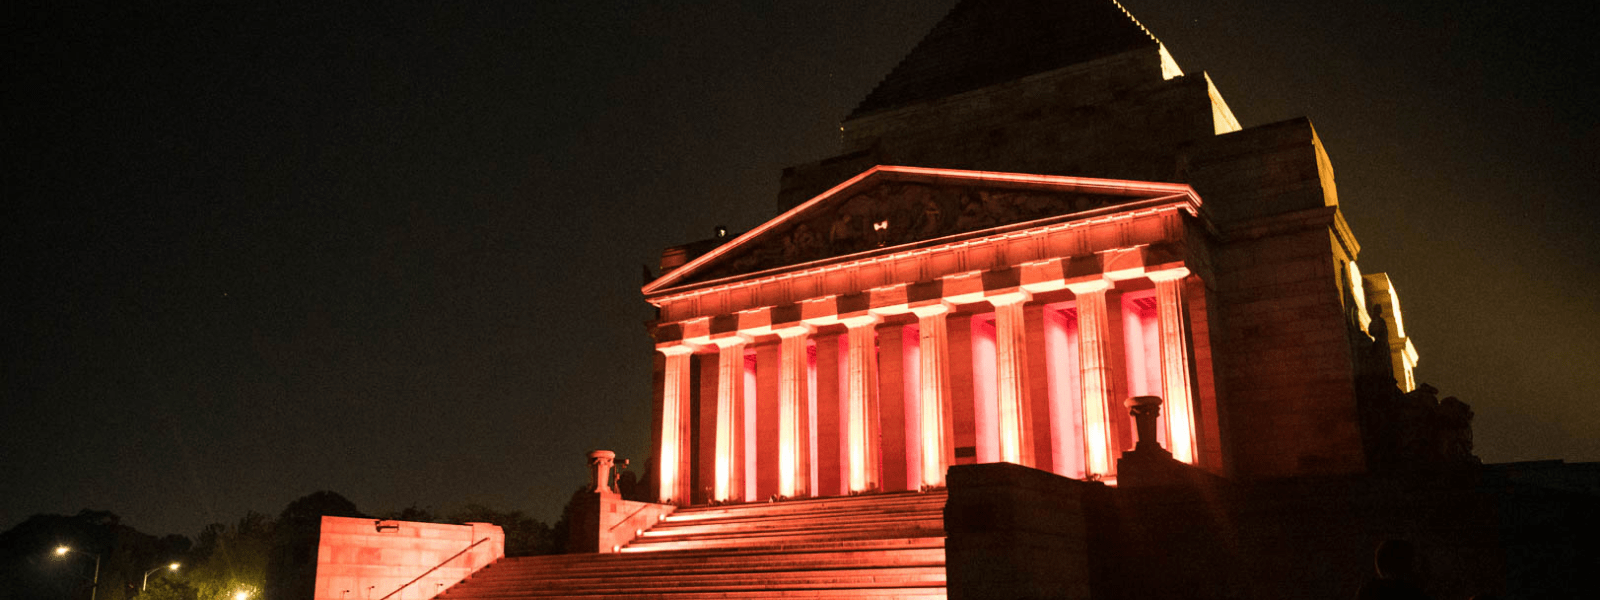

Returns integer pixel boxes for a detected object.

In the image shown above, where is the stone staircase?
[437,490,948,599]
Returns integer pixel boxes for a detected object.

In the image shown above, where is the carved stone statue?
[1366,304,1396,385]
[1362,382,1480,471]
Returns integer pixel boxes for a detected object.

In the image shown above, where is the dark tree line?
[0,492,570,600]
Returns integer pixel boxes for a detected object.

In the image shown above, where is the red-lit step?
[436,490,948,599]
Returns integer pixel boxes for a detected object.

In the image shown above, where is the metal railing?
[607,502,662,533]
[377,536,492,600]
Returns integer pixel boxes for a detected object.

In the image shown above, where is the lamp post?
[142,562,180,591]
[53,546,100,600]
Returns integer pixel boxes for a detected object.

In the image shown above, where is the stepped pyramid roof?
[849,0,1162,119]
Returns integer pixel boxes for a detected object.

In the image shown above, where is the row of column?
[657,271,1198,505]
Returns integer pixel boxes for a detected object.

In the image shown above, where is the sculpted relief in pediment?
[687,180,1132,284]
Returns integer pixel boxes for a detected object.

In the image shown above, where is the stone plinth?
[312,516,503,600]
[945,462,1108,600]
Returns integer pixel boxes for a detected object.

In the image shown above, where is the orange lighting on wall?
[992,294,1031,466]
[902,324,923,491]
[1071,281,1115,478]
[642,165,1203,298]
[712,339,747,502]
[1151,271,1198,464]
[658,347,693,504]
[843,317,879,493]
[912,304,952,489]
[777,329,810,498]
[1044,305,1086,479]
[744,350,758,502]
[971,316,999,464]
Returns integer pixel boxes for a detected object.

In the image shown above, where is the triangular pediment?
[644,166,1198,294]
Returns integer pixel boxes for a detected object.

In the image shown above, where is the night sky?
[6,0,1597,539]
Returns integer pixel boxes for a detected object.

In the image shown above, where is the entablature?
[645,167,1212,348]
[649,229,1200,347]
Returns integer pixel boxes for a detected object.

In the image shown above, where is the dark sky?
[5,0,1597,539]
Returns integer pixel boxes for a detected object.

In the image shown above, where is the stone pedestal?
[1125,395,1165,454]
[588,450,618,495]
[571,451,676,554]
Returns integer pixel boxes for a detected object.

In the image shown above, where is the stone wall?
[1187,119,1368,478]
[945,462,1106,600]
[781,48,1222,212]
[945,461,1596,599]
[312,516,503,600]
[566,493,676,555]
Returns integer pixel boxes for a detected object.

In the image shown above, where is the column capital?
[709,334,752,349]
[657,343,698,356]
[773,324,814,339]
[1145,266,1191,282]
[986,290,1032,307]
[1064,278,1113,295]
[909,302,954,318]
[839,314,882,329]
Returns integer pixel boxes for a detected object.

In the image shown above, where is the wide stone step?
[442,577,947,599]
[438,491,950,600]
[651,508,944,533]
[649,508,940,534]
[622,534,944,554]
[457,565,945,593]
[479,547,945,577]
[666,494,945,522]
[638,516,944,542]
[442,585,948,599]
[463,555,944,583]
[625,528,944,553]
[669,494,945,514]
[465,565,948,589]
[487,539,944,573]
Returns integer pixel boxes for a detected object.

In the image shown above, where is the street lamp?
[142,562,181,590]
[52,546,101,600]
[234,590,251,600]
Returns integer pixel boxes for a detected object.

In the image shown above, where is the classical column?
[875,322,912,491]
[657,344,695,504]
[990,292,1035,468]
[1149,268,1198,464]
[1068,280,1116,478]
[812,333,845,496]
[712,336,749,502]
[911,304,956,488]
[841,315,882,493]
[775,326,813,498]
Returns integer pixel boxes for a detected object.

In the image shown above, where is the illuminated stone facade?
[642,0,1423,505]
[426,3,1591,599]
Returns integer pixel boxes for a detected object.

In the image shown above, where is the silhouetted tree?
[186,512,272,600]
[136,578,196,600]
[382,504,439,523]
[446,505,557,557]
[0,510,189,600]
[266,491,366,599]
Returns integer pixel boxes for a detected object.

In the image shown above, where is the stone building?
[643,0,1412,505]
[362,2,1594,598]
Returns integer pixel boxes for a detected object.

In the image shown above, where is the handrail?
[607,501,665,533]
[377,536,491,600]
